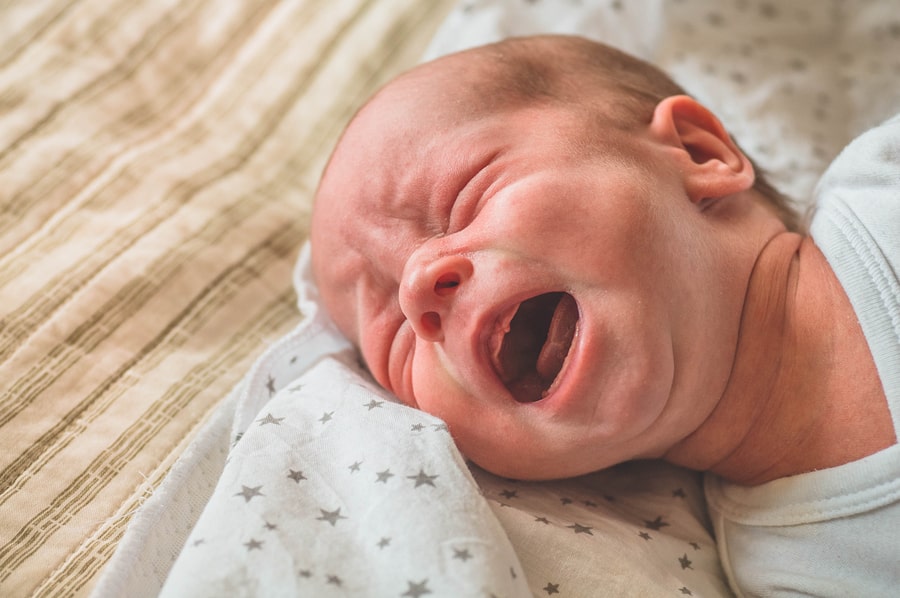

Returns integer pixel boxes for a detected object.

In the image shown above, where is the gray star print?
[407,469,438,488]
[375,469,394,483]
[567,522,594,535]
[235,485,264,502]
[317,508,347,526]
[402,579,431,597]
[319,411,334,423]
[645,516,670,530]
[257,413,284,426]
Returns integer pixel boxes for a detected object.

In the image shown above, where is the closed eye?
[446,151,501,233]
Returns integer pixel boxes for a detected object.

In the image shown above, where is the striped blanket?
[0,1,454,595]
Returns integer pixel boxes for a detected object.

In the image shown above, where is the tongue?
[536,293,578,382]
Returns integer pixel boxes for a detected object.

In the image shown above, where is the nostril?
[420,311,442,337]
[434,273,460,296]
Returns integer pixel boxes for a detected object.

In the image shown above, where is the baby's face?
[312,81,760,480]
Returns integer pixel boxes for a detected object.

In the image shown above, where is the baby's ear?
[649,95,754,204]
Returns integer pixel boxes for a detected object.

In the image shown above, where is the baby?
[311,36,900,596]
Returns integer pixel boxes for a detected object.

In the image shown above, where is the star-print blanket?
[162,352,530,597]
[111,245,731,598]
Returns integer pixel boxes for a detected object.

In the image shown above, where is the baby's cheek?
[409,347,472,417]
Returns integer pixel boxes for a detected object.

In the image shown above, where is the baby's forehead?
[323,89,509,220]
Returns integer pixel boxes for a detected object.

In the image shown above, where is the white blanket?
[95,1,900,596]
[98,246,729,597]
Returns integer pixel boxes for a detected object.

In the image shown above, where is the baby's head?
[311,35,792,480]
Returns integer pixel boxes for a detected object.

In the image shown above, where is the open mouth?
[490,292,579,403]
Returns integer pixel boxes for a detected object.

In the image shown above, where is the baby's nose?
[398,250,473,342]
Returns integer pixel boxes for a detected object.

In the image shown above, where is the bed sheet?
[0,0,455,596]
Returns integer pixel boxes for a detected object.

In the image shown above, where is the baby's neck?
[666,232,894,486]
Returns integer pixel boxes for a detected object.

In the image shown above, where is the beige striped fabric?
[0,0,455,595]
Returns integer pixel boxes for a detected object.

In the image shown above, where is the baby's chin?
[458,437,604,482]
